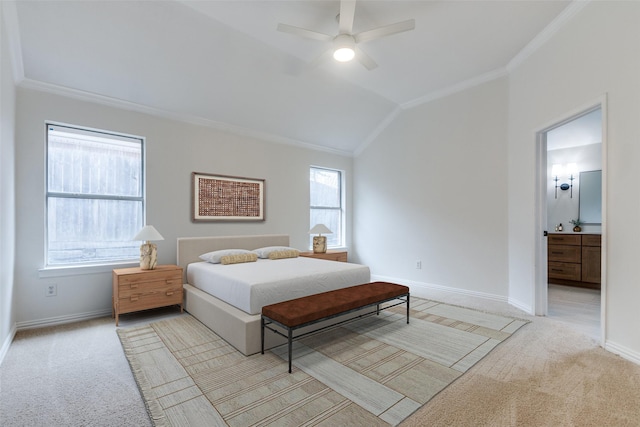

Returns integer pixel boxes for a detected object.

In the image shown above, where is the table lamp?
[133,225,164,270]
[309,224,332,254]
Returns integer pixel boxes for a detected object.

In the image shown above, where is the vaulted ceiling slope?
[9,0,572,155]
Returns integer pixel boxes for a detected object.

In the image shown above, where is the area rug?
[117,298,528,426]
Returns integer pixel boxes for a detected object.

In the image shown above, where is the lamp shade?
[309,224,332,235]
[133,225,164,242]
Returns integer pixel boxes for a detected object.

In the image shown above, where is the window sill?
[39,261,139,278]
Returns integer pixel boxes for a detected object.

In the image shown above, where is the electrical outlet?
[46,283,57,297]
[416,260,422,270]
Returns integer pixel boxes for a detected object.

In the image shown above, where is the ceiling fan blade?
[307,48,335,70]
[354,19,415,44]
[277,23,333,42]
[339,0,356,34]
[355,47,378,70]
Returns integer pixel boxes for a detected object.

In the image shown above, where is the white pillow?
[253,246,299,259]
[199,249,254,264]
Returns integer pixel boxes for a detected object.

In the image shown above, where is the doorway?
[535,100,606,344]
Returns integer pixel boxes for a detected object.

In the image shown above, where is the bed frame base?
[184,283,377,356]
[183,284,271,355]
[178,234,372,356]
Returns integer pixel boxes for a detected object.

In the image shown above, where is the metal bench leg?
[407,294,410,324]
[288,328,293,373]
[261,316,265,354]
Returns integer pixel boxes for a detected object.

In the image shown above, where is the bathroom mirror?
[579,170,602,224]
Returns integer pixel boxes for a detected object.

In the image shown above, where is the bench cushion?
[262,281,409,328]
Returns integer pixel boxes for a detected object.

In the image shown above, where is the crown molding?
[7,1,590,160]
[18,78,353,158]
[400,67,508,111]
[1,1,25,83]
[355,1,590,157]
[353,106,402,157]
[5,0,349,156]
[354,68,507,157]
[507,0,590,72]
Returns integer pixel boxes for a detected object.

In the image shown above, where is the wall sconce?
[552,163,578,199]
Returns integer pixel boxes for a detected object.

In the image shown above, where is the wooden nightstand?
[299,250,348,262]
[112,265,183,326]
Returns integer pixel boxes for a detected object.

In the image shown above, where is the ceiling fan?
[277,0,415,70]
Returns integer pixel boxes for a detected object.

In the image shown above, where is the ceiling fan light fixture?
[333,34,355,62]
[333,47,355,62]
[277,0,415,70]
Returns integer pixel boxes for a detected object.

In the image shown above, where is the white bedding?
[187,257,371,315]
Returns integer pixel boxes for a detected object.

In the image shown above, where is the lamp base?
[312,236,327,254]
[139,243,158,270]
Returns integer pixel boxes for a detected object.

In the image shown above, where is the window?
[46,123,144,266]
[310,166,344,248]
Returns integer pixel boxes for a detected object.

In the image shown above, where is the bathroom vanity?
[548,233,601,289]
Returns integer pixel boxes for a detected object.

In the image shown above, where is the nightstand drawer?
[118,275,182,297]
[118,269,182,287]
[548,262,581,281]
[118,285,183,313]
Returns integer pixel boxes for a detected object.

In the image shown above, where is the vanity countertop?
[548,232,601,235]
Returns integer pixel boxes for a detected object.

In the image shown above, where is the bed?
[177,234,371,355]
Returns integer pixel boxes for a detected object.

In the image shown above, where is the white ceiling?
[547,108,602,151]
[9,0,574,155]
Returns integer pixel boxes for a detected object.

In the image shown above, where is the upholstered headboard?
[176,234,290,282]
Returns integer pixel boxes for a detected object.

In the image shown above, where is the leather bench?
[261,281,410,372]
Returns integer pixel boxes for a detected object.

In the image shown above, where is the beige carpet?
[400,314,640,427]
[117,298,527,426]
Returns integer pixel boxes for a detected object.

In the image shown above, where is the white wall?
[14,88,353,327]
[354,78,509,300]
[0,5,18,362]
[547,143,602,233]
[8,0,640,365]
[508,1,640,361]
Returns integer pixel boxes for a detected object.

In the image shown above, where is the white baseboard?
[371,274,509,305]
[15,308,112,331]
[605,340,640,366]
[0,324,17,367]
[507,297,532,314]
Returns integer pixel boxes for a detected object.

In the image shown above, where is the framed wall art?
[192,172,265,221]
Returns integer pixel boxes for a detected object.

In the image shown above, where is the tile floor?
[547,283,600,341]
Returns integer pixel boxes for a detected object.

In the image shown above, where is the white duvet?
[187,257,371,315]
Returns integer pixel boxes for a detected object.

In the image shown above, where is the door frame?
[534,95,607,346]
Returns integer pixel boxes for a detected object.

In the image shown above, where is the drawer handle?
[130,296,139,302]
[551,252,564,255]
[551,269,564,272]
[130,284,138,289]
[166,291,174,296]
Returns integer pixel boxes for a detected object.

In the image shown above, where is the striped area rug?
[117,298,528,426]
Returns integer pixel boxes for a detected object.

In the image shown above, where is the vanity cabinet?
[548,233,601,289]
[581,234,602,284]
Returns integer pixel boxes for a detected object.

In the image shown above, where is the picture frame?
[192,172,265,222]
